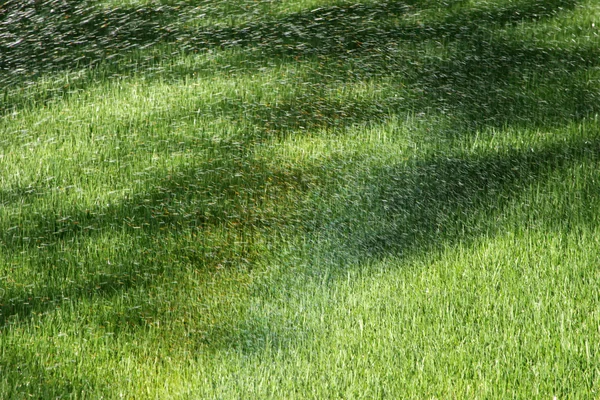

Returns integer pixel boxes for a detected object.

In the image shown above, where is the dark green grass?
[1,0,600,398]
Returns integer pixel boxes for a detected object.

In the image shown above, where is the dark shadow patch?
[2,0,579,115]
[0,0,181,75]
[0,143,309,327]
[313,135,600,269]
[0,346,102,399]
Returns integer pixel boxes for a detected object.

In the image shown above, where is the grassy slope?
[1,0,600,398]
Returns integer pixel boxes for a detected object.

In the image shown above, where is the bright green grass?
[1,0,600,398]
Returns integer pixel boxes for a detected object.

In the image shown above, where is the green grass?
[1,0,600,397]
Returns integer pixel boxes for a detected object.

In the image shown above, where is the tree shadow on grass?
[1,0,597,322]
[0,0,181,75]
[0,0,418,80]
[196,131,600,352]
[1,0,582,118]
[1,0,599,356]
[186,0,577,55]
[132,0,596,134]
[354,136,600,261]
[0,146,310,327]
[217,0,593,132]
[409,38,600,129]
[0,346,102,399]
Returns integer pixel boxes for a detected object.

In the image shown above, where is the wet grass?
[1,0,600,398]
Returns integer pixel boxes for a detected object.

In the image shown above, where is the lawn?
[1,0,600,398]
